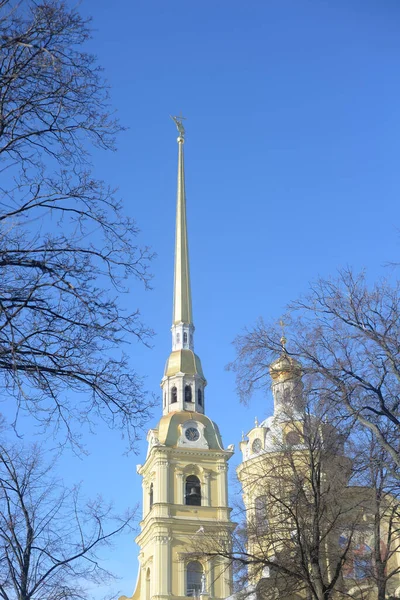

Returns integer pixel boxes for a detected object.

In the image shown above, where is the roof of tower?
[164,349,205,378]
[269,351,302,382]
[172,133,192,325]
[155,411,225,450]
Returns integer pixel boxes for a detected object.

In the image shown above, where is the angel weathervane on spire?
[170,112,186,138]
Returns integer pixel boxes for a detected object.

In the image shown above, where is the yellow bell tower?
[121,118,234,600]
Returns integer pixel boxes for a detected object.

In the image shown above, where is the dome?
[269,352,302,382]
[164,349,205,378]
[259,415,274,429]
[155,411,224,450]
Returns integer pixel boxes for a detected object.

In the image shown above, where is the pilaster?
[177,553,186,597]
[217,463,228,507]
[203,471,211,507]
[176,471,184,504]
[156,459,169,503]
[154,534,171,597]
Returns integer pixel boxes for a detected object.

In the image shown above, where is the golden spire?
[171,114,193,326]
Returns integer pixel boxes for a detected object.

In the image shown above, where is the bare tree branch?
[0,1,155,449]
[0,439,136,600]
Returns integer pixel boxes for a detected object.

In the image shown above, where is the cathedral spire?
[171,115,193,327]
[161,117,206,415]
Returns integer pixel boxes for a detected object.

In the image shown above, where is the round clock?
[252,438,262,453]
[185,427,200,441]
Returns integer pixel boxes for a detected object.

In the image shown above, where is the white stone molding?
[155,535,171,544]
[181,462,203,476]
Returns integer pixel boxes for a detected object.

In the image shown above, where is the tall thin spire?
[161,116,206,416]
[171,115,192,326]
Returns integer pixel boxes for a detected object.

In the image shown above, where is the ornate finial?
[170,112,186,139]
[255,416,259,427]
[279,319,287,352]
[241,431,245,441]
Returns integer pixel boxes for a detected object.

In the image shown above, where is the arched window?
[185,385,192,402]
[185,475,201,506]
[149,483,154,509]
[183,332,188,344]
[197,388,202,406]
[255,495,268,533]
[146,568,151,600]
[171,386,177,403]
[186,561,203,596]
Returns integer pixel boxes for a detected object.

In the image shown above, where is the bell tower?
[120,118,234,600]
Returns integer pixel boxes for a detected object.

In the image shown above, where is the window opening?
[185,385,192,402]
[149,483,154,509]
[171,386,177,403]
[186,561,203,597]
[185,475,201,506]
[198,388,202,406]
[183,332,188,343]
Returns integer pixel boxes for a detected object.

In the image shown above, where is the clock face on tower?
[252,438,262,453]
[185,427,200,441]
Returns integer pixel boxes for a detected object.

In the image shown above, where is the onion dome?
[269,335,302,382]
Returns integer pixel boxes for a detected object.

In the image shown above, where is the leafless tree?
[230,269,400,468]
[0,439,135,600]
[0,0,154,448]
[350,430,400,600]
[195,398,365,600]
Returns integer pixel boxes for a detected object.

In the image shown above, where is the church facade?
[121,122,400,600]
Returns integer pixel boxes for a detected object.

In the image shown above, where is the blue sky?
[14,0,400,596]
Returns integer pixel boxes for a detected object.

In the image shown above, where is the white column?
[176,471,184,504]
[207,558,214,597]
[142,481,149,517]
[221,557,232,598]
[154,535,171,596]
[156,459,169,503]
[203,472,211,507]
[177,553,186,596]
[217,463,228,507]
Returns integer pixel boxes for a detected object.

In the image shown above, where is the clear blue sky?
[21,0,400,596]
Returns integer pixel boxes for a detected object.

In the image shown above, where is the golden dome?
[155,410,224,450]
[164,349,205,378]
[269,352,302,382]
